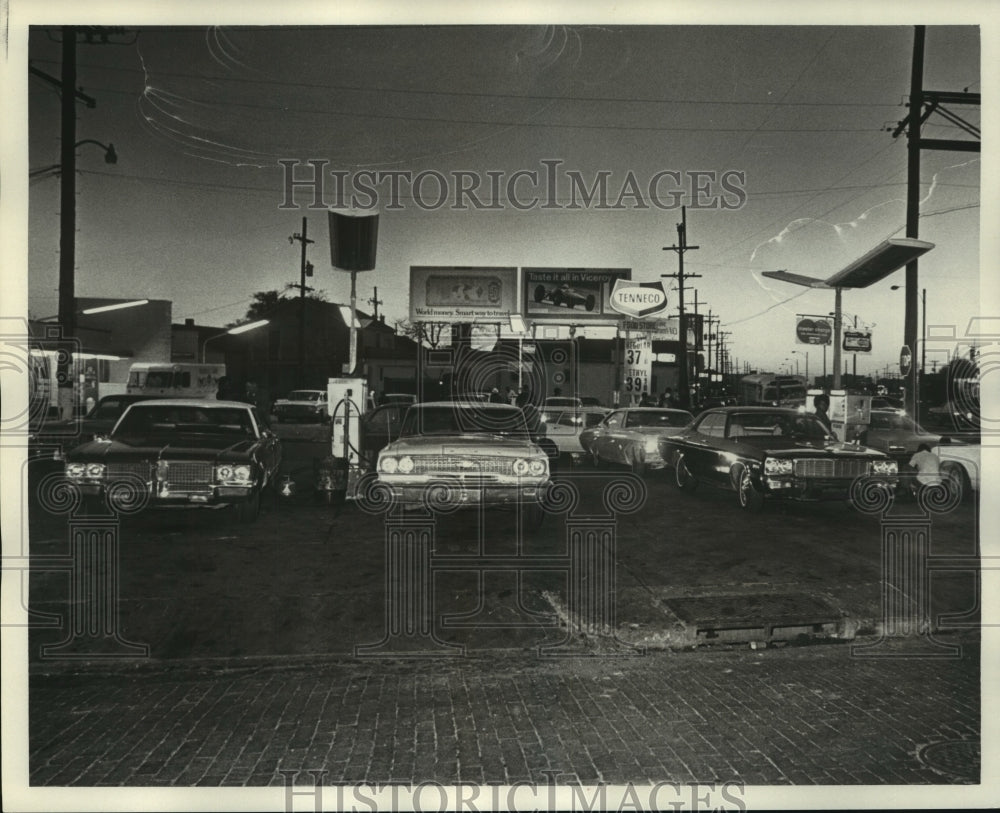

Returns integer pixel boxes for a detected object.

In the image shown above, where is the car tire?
[674,454,697,492]
[236,489,261,523]
[735,464,764,513]
[585,294,596,312]
[552,290,563,307]
[630,453,647,477]
[941,462,971,503]
[591,447,604,469]
[534,284,547,303]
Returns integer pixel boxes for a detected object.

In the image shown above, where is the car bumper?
[70,482,256,506]
[762,475,897,500]
[383,480,548,507]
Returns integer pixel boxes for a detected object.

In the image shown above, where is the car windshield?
[114,405,257,439]
[89,399,127,420]
[727,412,831,441]
[545,398,580,407]
[287,391,321,401]
[627,410,693,428]
[400,406,529,437]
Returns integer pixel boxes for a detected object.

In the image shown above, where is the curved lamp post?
[201,319,269,363]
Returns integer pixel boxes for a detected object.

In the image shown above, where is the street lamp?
[201,319,269,363]
[792,350,809,384]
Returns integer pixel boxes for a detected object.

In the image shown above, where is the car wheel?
[585,294,596,312]
[236,490,261,523]
[630,452,647,477]
[674,454,697,492]
[552,290,563,307]
[941,462,971,502]
[534,284,547,303]
[591,446,604,469]
[735,465,764,513]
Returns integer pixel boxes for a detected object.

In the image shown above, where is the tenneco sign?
[609,280,669,318]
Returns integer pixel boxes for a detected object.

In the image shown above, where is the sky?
[9,3,991,381]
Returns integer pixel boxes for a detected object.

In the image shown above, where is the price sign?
[623,338,652,400]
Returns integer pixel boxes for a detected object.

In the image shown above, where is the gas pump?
[809,388,871,443]
[316,377,368,502]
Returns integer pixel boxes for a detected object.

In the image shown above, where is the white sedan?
[543,407,610,458]
[933,441,981,501]
[579,407,694,475]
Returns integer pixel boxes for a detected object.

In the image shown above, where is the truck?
[738,373,807,407]
[126,363,226,399]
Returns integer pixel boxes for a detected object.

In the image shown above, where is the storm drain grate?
[917,739,980,782]
[662,593,841,644]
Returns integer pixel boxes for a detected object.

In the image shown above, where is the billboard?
[523,268,631,324]
[409,266,518,322]
[608,280,669,318]
[795,316,833,345]
[843,330,872,353]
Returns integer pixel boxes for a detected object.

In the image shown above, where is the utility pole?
[662,206,701,409]
[891,25,980,417]
[289,217,314,384]
[368,287,383,321]
[40,25,129,418]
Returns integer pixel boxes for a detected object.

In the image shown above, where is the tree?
[228,288,327,327]
[394,319,448,349]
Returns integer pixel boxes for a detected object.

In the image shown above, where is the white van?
[126,363,226,399]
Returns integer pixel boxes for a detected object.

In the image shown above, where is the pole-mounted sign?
[899,345,912,377]
[608,280,669,319]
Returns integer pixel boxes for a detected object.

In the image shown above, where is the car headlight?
[528,458,547,476]
[397,455,414,473]
[764,457,793,476]
[871,459,898,475]
[215,464,252,483]
[513,458,529,476]
[380,456,398,473]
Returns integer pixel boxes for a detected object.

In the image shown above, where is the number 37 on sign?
[623,338,652,395]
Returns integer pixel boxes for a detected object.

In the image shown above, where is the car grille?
[161,461,213,487]
[411,456,514,476]
[794,459,869,479]
[106,462,152,482]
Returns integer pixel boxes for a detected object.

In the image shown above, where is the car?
[862,410,941,462]
[579,396,603,407]
[381,393,418,406]
[533,283,597,312]
[933,439,981,502]
[540,396,583,423]
[29,394,161,462]
[63,399,281,522]
[579,407,694,475]
[271,389,329,423]
[660,407,898,512]
[544,406,611,459]
[375,401,550,527]
[361,402,410,465]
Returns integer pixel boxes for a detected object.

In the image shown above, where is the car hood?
[738,436,887,459]
[627,426,687,437]
[66,434,259,462]
[383,434,542,457]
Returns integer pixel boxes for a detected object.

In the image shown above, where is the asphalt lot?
[22,419,980,661]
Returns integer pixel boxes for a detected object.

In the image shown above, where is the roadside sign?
[609,280,669,318]
[843,330,872,353]
[623,338,652,401]
[795,317,832,345]
[899,345,912,376]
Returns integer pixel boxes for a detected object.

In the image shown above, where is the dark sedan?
[29,394,160,462]
[63,399,281,522]
[659,407,898,511]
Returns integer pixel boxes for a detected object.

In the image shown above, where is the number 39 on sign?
[623,338,652,396]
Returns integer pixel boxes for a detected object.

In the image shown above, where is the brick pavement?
[25,632,980,791]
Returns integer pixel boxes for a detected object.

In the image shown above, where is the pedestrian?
[658,388,675,408]
[813,393,832,432]
[489,387,504,404]
[639,390,656,407]
[515,386,530,408]
[908,442,942,496]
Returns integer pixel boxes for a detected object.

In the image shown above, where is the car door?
[592,410,624,462]
[681,411,727,478]
[251,407,281,480]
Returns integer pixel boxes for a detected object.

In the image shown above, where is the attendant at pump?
[813,394,832,432]
[639,390,657,407]
[658,388,676,408]
[908,443,942,494]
